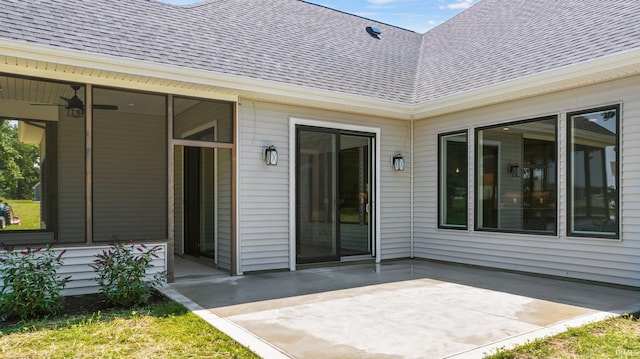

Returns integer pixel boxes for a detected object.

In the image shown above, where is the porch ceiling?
[0,52,411,120]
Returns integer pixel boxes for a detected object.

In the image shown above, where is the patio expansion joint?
[160,284,292,359]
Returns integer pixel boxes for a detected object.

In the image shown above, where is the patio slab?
[164,260,640,358]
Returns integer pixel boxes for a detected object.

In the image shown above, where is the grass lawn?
[0,300,259,359]
[3,199,41,230]
[485,312,640,358]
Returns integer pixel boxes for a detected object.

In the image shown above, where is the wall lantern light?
[509,163,520,177]
[265,145,278,166]
[392,154,404,171]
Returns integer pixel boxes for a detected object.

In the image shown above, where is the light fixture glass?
[392,154,404,171]
[69,107,84,118]
[265,145,278,166]
[509,163,520,177]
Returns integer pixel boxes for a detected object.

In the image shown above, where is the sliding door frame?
[289,117,381,271]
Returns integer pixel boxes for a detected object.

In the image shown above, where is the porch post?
[167,94,175,282]
[85,83,93,244]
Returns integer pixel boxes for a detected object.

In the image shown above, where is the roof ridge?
[421,0,481,35]
[159,0,227,9]
[297,0,417,33]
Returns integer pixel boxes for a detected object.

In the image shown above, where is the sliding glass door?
[296,126,374,264]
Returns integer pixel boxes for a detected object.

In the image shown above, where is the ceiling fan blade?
[94,104,119,110]
[30,103,64,106]
[60,96,72,102]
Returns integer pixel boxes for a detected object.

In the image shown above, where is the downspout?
[234,100,241,276]
[410,119,414,258]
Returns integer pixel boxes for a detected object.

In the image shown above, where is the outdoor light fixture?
[265,145,278,166]
[392,154,404,171]
[69,107,84,118]
[509,163,520,177]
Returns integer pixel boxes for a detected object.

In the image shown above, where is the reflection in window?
[568,105,619,238]
[0,119,48,231]
[439,132,468,229]
[0,77,86,242]
[476,116,557,233]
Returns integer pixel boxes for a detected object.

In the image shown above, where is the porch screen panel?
[173,97,233,143]
[93,88,167,241]
[0,76,87,245]
[57,109,86,242]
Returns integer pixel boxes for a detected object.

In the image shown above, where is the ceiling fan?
[32,84,118,114]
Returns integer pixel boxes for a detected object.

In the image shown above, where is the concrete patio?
[162,259,640,358]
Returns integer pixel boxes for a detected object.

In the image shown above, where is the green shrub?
[0,243,70,319]
[91,242,165,307]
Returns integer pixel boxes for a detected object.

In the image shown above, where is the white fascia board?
[412,48,640,120]
[0,39,411,119]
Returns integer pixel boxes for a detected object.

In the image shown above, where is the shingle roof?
[0,0,422,103]
[415,0,640,103]
[1,0,639,105]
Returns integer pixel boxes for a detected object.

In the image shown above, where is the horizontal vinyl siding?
[238,101,292,272]
[414,75,640,287]
[173,146,184,255]
[0,243,167,296]
[238,100,411,272]
[379,122,412,260]
[217,148,232,271]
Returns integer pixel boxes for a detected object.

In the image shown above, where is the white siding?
[173,146,184,255]
[414,75,640,287]
[0,243,167,296]
[238,100,411,272]
[217,148,233,270]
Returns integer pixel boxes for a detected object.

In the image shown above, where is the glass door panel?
[339,135,371,256]
[296,130,339,263]
[183,146,215,259]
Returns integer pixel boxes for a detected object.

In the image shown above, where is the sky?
[157,0,479,33]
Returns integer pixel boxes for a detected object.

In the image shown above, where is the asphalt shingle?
[415,0,640,102]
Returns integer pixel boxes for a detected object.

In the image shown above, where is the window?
[438,131,468,229]
[475,116,557,233]
[567,105,619,238]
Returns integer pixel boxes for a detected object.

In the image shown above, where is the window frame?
[566,104,620,239]
[438,130,469,230]
[474,115,559,235]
